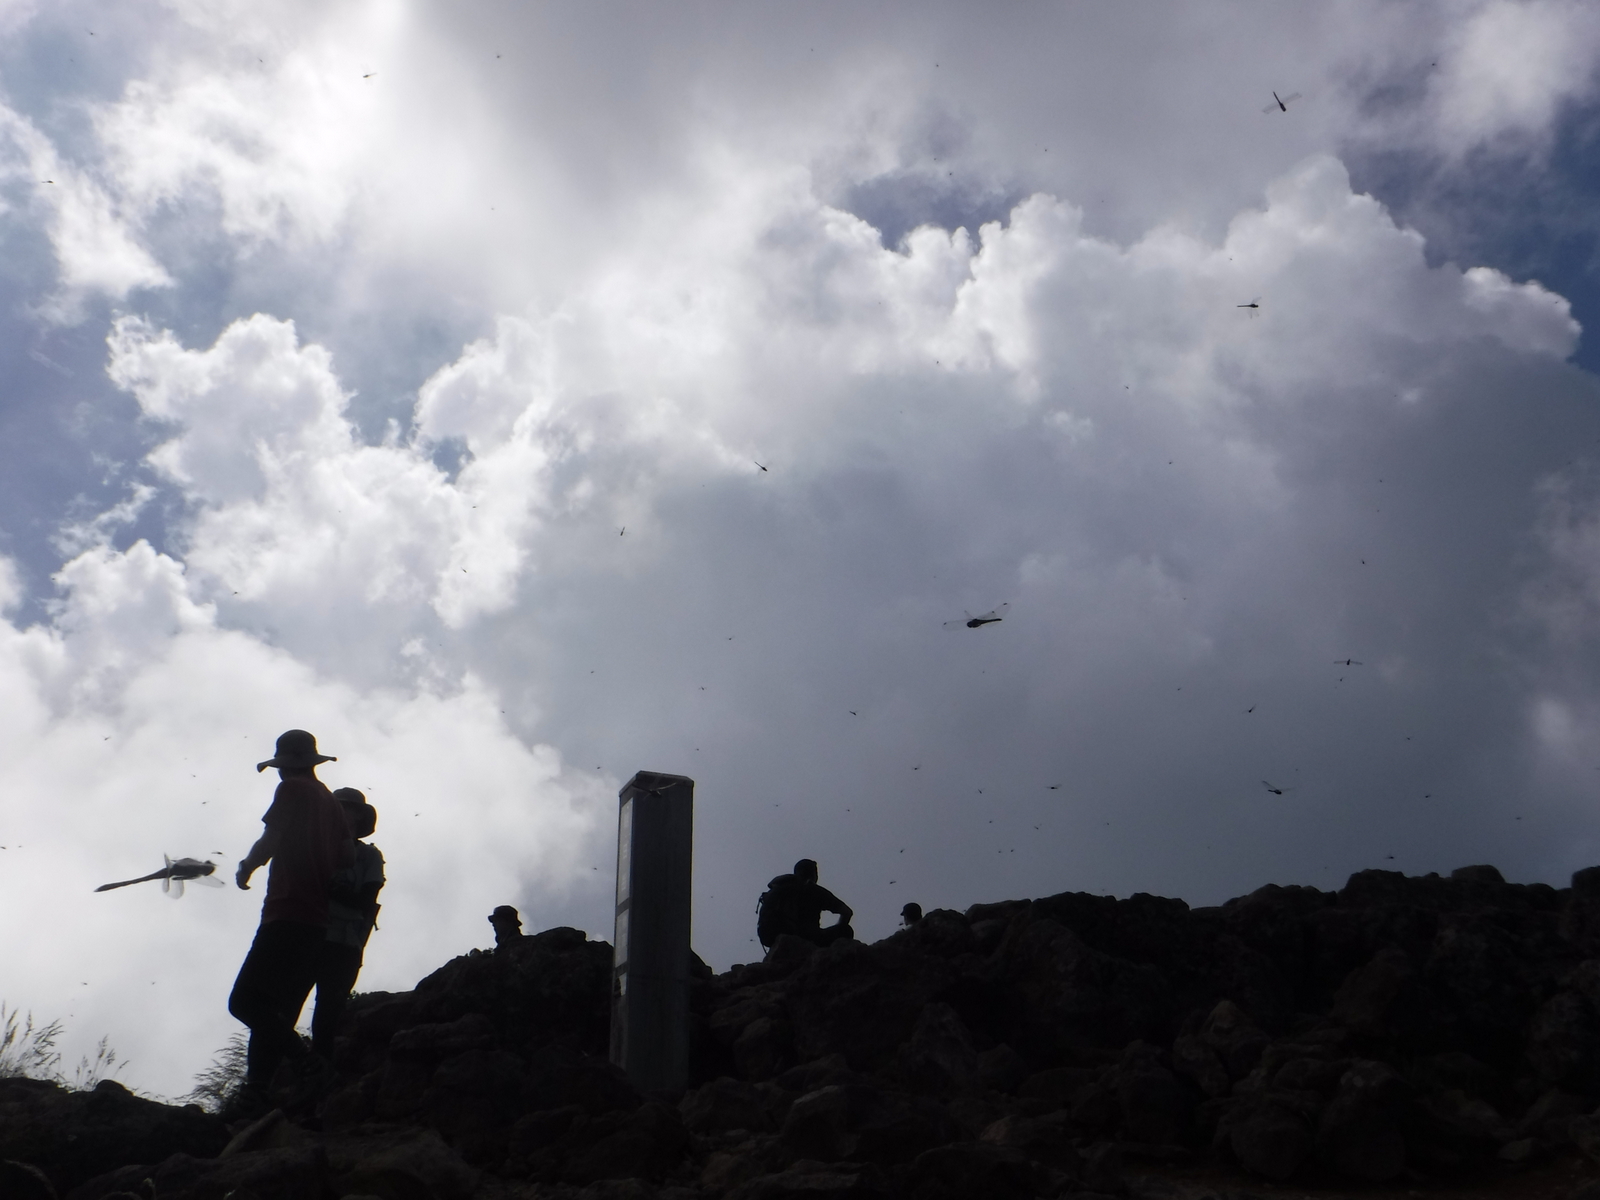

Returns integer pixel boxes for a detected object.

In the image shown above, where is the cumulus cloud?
[1433,0,1600,154]
[0,536,609,1096]
[5,0,1600,1102]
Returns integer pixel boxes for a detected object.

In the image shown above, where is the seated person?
[900,902,923,927]
[489,905,525,950]
[757,858,853,952]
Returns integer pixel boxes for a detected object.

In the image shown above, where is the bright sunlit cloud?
[3,0,1600,1098]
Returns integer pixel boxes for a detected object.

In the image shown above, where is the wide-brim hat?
[256,729,337,773]
[489,905,521,923]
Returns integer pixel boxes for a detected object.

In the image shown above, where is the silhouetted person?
[291,789,384,1057]
[228,730,354,1100]
[489,905,525,950]
[901,902,923,927]
[757,858,854,952]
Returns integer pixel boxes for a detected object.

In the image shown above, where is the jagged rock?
[1529,990,1600,1092]
[1003,919,1172,1057]
[0,1079,226,1193]
[1169,1034,1228,1098]
[324,1127,480,1200]
[560,1101,690,1185]
[1016,1065,1098,1107]
[1226,1101,1313,1181]
[0,1161,56,1200]
[67,1146,327,1200]
[725,1164,877,1200]
[1315,1060,1408,1181]
[217,1108,311,1158]
[974,1044,1028,1094]
[1110,1043,1189,1146]
[1330,946,1416,1037]
[1517,1088,1589,1144]
[46,865,1600,1200]
[735,1018,795,1082]
[903,1142,1046,1200]
[979,1111,1079,1172]
[681,1077,775,1134]
[895,1004,978,1093]
[780,1086,860,1162]
[1199,1001,1268,1081]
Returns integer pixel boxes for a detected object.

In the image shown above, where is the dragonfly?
[1263,91,1301,113]
[944,603,1009,629]
[1261,780,1297,796]
[95,856,226,899]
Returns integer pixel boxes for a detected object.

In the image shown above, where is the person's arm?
[818,886,853,924]
[357,881,383,923]
[236,825,282,890]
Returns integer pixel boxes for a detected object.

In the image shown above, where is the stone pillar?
[609,771,694,1096]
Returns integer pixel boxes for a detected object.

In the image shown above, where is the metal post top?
[620,771,694,800]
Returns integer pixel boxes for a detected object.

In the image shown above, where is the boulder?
[0,1079,226,1193]
[894,1004,978,1094]
[67,1146,327,1200]
[324,1127,480,1200]
[1199,1001,1268,1081]
[1110,1043,1189,1146]
[1169,1034,1228,1098]
[974,1044,1028,1095]
[1527,991,1600,1093]
[1227,1102,1313,1181]
[0,1161,56,1200]
[681,1077,775,1134]
[903,1143,1045,1200]
[1315,1060,1408,1181]
[1330,946,1416,1038]
[725,1165,877,1200]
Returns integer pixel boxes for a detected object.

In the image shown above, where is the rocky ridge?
[11,864,1600,1198]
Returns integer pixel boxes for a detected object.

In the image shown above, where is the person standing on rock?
[229,730,354,1100]
[756,858,854,952]
[292,788,384,1057]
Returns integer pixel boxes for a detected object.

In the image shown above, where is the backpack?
[756,875,802,951]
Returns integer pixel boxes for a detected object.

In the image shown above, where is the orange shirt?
[260,776,354,926]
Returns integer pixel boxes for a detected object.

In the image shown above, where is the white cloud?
[1433,0,1600,153]
[0,540,608,1097]
[5,0,1600,1102]
[0,105,171,312]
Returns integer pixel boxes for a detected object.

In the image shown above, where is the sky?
[5,0,1600,1098]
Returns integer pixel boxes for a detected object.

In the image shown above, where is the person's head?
[255,729,336,778]
[901,903,923,926]
[489,905,523,946]
[334,788,377,839]
[793,858,819,884]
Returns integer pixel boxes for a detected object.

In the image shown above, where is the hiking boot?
[280,1051,336,1115]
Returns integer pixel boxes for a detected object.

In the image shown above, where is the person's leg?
[814,922,855,947]
[229,922,294,1089]
[309,942,363,1057]
[227,921,323,1089]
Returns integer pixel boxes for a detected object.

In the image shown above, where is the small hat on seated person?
[256,729,337,773]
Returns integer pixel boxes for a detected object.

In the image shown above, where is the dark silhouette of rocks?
[20,867,1600,1196]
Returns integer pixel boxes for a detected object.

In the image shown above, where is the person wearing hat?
[227,730,354,1098]
[293,788,385,1057]
[900,902,923,928]
[489,905,525,950]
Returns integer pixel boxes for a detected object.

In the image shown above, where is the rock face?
[21,868,1600,1197]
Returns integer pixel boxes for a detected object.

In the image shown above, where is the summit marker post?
[609,770,694,1095]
